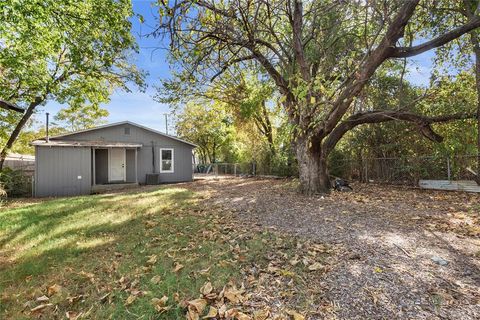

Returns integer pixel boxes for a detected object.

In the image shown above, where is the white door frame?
[108,147,126,182]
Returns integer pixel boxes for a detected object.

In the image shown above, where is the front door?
[109,148,125,182]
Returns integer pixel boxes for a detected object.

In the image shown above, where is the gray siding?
[35,123,195,197]
[57,124,194,184]
[35,146,91,197]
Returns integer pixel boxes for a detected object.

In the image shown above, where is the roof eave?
[46,121,198,148]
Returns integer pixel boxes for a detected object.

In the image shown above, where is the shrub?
[0,167,31,197]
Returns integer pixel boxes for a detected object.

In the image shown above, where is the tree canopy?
[155,0,480,194]
[0,0,144,168]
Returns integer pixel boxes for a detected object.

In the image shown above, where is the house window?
[124,127,130,135]
[160,148,174,173]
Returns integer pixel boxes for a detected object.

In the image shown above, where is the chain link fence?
[329,154,480,185]
[194,162,257,177]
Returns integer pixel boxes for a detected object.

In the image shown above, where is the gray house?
[32,121,196,197]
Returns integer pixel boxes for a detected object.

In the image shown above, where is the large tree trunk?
[295,136,331,195]
[0,99,41,170]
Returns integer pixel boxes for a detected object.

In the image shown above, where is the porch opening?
[93,147,138,186]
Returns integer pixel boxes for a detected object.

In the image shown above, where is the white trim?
[47,121,197,147]
[92,147,96,186]
[108,148,126,182]
[159,148,174,173]
[135,148,138,183]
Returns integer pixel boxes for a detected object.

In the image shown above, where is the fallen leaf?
[253,309,270,320]
[187,298,207,313]
[173,292,180,303]
[202,306,218,319]
[200,282,213,295]
[66,311,81,319]
[173,262,184,273]
[286,309,305,320]
[237,312,252,320]
[150,275,161,284]
[374,266,383,273]
[146,255,158,265]
[151,296,170,313]
[125,294,136,305]
[198,267,211,275]
[308,262,323,271]
[224,287,244,303]
[47,284,62,296]
[218,304,227,317]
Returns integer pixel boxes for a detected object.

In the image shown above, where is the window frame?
[159,148,174,173]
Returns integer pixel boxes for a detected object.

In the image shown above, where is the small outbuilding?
[32,121,196,197]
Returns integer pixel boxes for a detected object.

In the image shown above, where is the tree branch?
[324,110,477,154]
[0,100,24,113]
[391,16,480,58]
[322,0,420,137]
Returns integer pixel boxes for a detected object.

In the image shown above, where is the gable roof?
[49,121,197,147]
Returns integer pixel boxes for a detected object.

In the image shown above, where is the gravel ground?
[187,177,480,320]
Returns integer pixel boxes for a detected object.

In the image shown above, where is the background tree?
[155,0,480,194]
[54,103,109,131]
[175,102,235,164]
[0,0,144,169]
[417,0,480,182]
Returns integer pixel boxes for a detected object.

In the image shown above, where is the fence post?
[214,163,218,179]
[365,159,369,183]
[447,156,451,181]
[234,163,237,177]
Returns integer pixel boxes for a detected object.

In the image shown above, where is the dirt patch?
[187,178,480,320]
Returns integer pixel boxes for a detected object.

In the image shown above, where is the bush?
[0,167,31,197]
[0,183,6,205]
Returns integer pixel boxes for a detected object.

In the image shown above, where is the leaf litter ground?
[185,177,480,320]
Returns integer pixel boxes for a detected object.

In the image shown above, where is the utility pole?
[164,113,168,135]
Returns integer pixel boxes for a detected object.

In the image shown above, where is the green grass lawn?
[0,187,251,319]
[0,186,279,319]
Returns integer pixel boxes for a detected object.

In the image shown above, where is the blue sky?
[37,0,435,133]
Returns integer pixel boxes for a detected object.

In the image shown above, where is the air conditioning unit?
[145,173,160,185]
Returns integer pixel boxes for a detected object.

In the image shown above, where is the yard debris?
[36,295,49,302]
[30,303,53,313]
[99,293,110,304]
